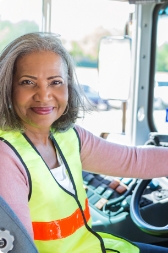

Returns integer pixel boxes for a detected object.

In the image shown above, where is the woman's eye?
[51,80,63,86]
[20,80,34,85]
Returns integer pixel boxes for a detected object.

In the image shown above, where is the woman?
[0,32,168,253]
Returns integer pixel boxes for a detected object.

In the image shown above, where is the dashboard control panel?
[82,171,165,217]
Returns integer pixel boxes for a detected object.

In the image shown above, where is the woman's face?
[12,51,68,131]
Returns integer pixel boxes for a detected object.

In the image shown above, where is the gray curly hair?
[0,32,89,132]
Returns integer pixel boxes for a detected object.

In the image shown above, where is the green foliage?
[156,43,168,72]
[69,41,98,68]
[67,26,112,68]
[69,41,85,58]
[0,19,39,53]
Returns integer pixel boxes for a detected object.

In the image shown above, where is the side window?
[153,4,168,132]
[0,0,42,52]
[51,0,134,136]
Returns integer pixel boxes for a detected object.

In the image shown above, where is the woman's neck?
[24,127,51,146]
[24,126,58,169]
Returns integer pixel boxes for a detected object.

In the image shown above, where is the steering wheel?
[130,179,168,237]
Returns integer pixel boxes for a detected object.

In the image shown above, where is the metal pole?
[122,101,127,134]
[42,0,52,32]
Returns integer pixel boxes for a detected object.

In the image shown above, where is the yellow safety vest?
[0,128,139,253]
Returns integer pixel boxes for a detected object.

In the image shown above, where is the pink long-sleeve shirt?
[0,124,168,238]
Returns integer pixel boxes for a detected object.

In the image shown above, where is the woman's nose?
[33,85,52,102]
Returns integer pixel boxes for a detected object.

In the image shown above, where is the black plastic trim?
[148,3,168,132]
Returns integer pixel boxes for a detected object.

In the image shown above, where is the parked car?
[80,84,111,111]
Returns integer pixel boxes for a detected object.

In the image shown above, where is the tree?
[156,43,168,72]
[67,26,113,68]
[0,19,39,52]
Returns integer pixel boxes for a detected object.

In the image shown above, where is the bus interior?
[1,0,168,251]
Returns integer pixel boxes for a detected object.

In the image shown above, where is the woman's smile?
[31,106,55,115]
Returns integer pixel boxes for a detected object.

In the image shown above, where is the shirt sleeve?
[0,141,34,238]
[75,124,168,179]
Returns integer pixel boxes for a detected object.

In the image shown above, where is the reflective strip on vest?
[32,199,90,240]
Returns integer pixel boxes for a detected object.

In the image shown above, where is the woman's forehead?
[14,51,68,76]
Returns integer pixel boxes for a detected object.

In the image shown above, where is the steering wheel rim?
[130,179,168,237]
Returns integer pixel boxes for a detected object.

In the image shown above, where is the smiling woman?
[12,51,68,131]
[0,32,168,253]
[0,33,87,132]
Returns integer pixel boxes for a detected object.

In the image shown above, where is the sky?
[0,0,42,26]
[0,0,134,40]
[157,16,168,46]
[0,0,134,90]
[51,0,134,40]
[0,0,167,46]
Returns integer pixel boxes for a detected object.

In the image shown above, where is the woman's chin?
[22,120,53,132]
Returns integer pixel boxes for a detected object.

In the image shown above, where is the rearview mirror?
[98,36,131,101]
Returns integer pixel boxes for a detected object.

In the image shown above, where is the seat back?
[0,196,38,253]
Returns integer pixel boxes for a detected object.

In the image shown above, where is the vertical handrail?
[42,0,52,32]
[122,101,127,134]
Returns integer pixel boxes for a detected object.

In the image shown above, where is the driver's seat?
[0,196,38,253]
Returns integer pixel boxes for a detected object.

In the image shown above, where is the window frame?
[147,3,168,132]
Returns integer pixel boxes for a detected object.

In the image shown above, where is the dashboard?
[82,133,168,245]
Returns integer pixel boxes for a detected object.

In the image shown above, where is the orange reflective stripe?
[32,199,90,240]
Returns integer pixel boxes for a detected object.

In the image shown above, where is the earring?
[62,103,69,115]
[8,105,12,109]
